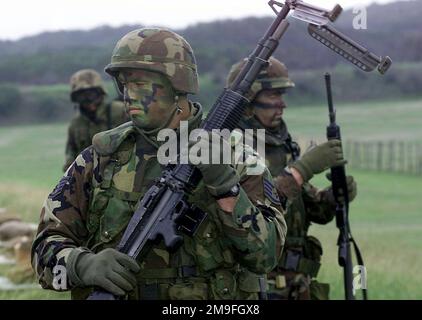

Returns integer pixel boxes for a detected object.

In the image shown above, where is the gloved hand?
[67,248,140,296]
[290,140,346,183]
[326,174,357,203]
[190,132,240,198]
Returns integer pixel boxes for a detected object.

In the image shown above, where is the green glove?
[326,174,357,203]
[290,140,346,182]
[191,132,240,198]
[67,248,140,296]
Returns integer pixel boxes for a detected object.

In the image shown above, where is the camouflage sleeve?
[274,173,302,207]
[274,172,336,225]
[301,183,336,225]
[63,125,79,172]
[216,139,287,274]
[31,147,94,290]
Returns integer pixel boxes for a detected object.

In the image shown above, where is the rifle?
[88,1,387,300]
[325,73,368,300]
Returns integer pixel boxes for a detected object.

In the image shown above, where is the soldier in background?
[64,69,128,171]
[227,57,357,300]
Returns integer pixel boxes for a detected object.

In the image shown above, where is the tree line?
[0,1,421,85]
[0,0,421,124]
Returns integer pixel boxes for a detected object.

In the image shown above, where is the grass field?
[0,98,421,299]
[284,97,422,142]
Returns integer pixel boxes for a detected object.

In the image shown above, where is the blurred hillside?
[0,0,421,124]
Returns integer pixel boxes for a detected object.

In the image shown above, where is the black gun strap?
[348,231,368,300]
[285,134,300,161]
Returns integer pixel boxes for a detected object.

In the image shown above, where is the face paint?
[253,101,285,110]
[73,89,104,118]
[119,70,178,131]
[252,88,287,129]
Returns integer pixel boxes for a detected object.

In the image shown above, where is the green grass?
[0,98,421,299]
[284,98,422,142]
[0,122,66,190]
[309,170,422,300]
[284,97,422,299]
[0,289,69,300]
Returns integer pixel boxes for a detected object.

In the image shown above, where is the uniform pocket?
[210,269,237,300]
[190,220,227,271]
[168,281,209,300]
[310,280,330,300]
[238,269,265,300]
[86,190,109,234]
[99,196,133,245]
[305,235,323,262]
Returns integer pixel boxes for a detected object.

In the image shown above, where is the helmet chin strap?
[175,95,182,114]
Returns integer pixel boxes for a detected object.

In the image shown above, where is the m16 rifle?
[88,1,390,300]
[325,73,368,300]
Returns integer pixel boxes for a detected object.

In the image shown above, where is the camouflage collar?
[187,101,203,130]
[238,116,290,147]
[92,121,136,156]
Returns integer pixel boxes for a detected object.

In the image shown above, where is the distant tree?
[0,84,21,118]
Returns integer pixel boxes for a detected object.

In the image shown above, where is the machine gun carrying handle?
[327,4,343,22]
[378,56,393,74]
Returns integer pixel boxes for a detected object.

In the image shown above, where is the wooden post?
[377,141,383,172]
[400,141,406,173]
[388,141,394,173]
[355,141,361,170]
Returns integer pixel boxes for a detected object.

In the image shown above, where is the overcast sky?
[0,0,406,40]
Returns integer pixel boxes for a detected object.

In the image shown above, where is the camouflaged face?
[119,69,178,131]
[226,57,295,101]
[70,69,106,98]
[105,28,199,94]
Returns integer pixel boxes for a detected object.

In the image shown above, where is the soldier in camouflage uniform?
[227,57,357,300]
[31,28,287,300]
[64,69,129,171]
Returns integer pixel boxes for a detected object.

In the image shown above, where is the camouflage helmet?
[69,69,106,102]
[105,28,199,95]
[226,57,295,101]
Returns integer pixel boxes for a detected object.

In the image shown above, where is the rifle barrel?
[325,73,336,124]
[231,2,291,90]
